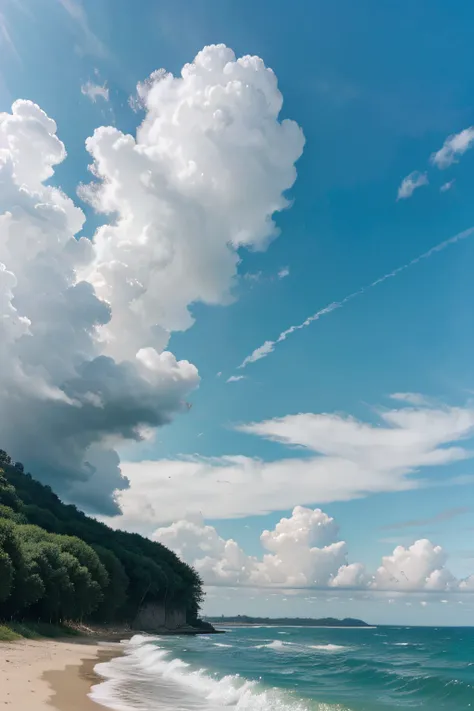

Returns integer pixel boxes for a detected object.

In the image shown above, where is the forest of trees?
[0,450,204,627]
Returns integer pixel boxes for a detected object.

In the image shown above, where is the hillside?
[0,449,205,629]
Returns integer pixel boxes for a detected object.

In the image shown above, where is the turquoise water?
[91,626,474,710]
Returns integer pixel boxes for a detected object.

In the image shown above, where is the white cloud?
[79,44,304,363]
[243,271,263,283]
[239,340,275,368]
[81,80,109,102]
[397,170,428,200]
[153,505,473,594]
[110,396,474,526]
[390,392,432,406]
[0,45,303,513]
[226,375,246,383]
[440,179,455,192]
[241,266,289,285]
[431,127,474,169]
[459,575,474,591]
[154,506,368,589]
[372,539,457,591]
[153,517,257,586]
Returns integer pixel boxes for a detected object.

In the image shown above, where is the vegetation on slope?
[0,450,203,627]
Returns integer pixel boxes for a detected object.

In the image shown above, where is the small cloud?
[440,179,455,193]
[81,80,109,102]
[243,271,262,283]
[216,372,222,378]
[278,266,290,279]
[226,375,246,383]
[390,392,431,406]
[431,127,474,169]
[420,600,427,607]
[397,171,428,200]
[238,340,275,368]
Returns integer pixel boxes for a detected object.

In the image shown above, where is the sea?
[90,625,474,710]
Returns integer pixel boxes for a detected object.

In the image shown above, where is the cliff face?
[132,603,187,631]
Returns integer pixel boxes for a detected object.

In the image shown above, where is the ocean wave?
[90,635,351,711]
[254,639,288,650]
[213,642,233,647]
[254,640,349,654]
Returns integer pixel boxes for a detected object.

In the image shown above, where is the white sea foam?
[254,639,288,650]
[213,642,233,647]
[254,640,348,654]
[309,644,347,652]
[90,635,328,710]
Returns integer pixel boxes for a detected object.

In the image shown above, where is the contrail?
[238,226,474,369]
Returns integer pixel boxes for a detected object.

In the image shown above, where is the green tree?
[0,471,22,512]
[0,520,43,616]
[0,450,206,626]
[91,545,129,622]
[25,540,75,622]
[56,535,108,591]
[0,548,13,602]
[0,504,27,524]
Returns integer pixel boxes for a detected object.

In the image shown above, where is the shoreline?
[0,638,122,710]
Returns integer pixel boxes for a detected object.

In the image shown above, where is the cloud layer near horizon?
[0,44,304,513]
[152,504,474,594]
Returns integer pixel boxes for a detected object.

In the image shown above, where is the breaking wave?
[89,635,347,711]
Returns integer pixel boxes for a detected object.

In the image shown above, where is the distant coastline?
[204,615,371,628]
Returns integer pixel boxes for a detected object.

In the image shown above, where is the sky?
[1,0,474,626]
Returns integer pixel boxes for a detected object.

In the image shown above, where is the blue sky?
[2,0,474,625]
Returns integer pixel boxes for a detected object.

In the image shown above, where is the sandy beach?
[0,638,120,710]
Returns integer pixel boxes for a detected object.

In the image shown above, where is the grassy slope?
[0,621,80,641]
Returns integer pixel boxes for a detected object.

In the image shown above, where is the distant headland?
[204,615,371,627]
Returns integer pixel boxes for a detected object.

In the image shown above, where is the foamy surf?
[309,644,348,652]
[89,635,345,711]
[255,639,288,650]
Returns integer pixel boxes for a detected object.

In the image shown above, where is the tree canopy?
[0,454,203,626]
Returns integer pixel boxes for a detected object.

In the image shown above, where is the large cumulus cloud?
[79,44,304,360]
[0,45,304,513]
[153,506,370,589]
